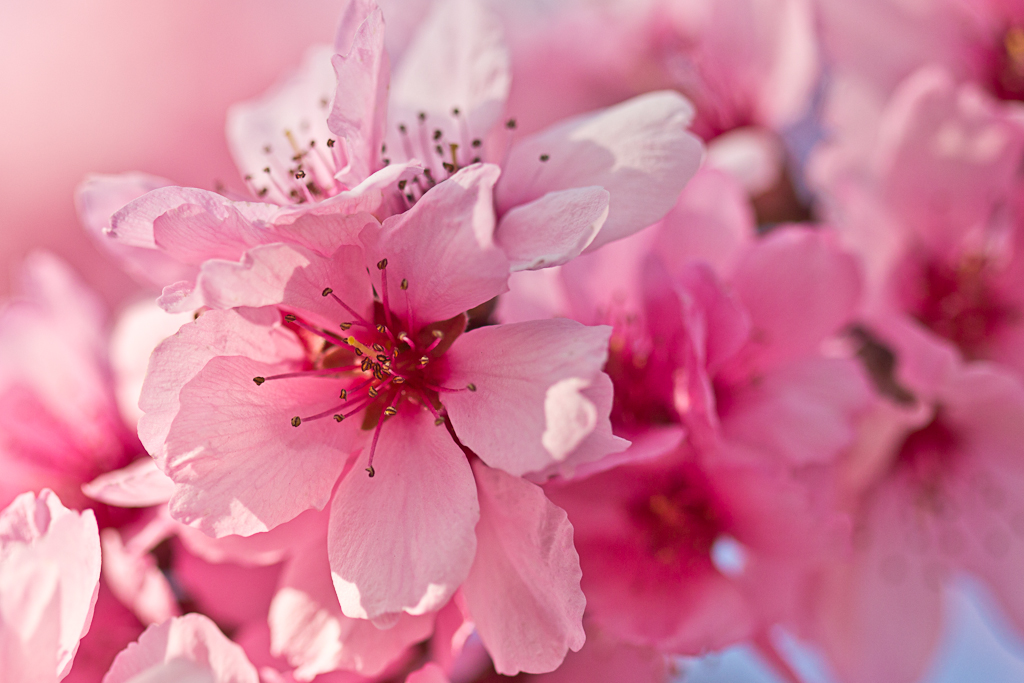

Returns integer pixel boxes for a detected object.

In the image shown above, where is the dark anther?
[539,154,550,162]
[322,287,333,297]
[383,159,390,166]
[373,366,386,380]
[361,357,373,371]
[372,343,385,352]
[366,465,376,477]
[368,386,379,398]
[292,154,302,162]
[244,174,253,180]
[452,107,461,115]
[253,377,266,386]
[377,258,388,270]
[398,180,407,190]
[406,193,415,202]
[434,418,445,426]
[340,322,352,330]
[393,376,406,384]
[398,124,407,133]
[326,138,336,148]
[291,416,302,427]
[263,145,272,153]
[506,118,517,129]
[471,138,482,148]
[284,314,297,322]
[258,188,269,197]
[433,129,443,140]
[333,414,344,422]
[384,406,398,417]
[339,388,348,400]
[442,162,456,173]
[376,354,389,363]
[381,143,387,153]
[376,324,386,334]
[435,145,444,155]
[466,383,477,392]
[290,189,300,198]
[419,356,430,366]
[418,112,427,121]
[472,157,481,164]
[263,167,271,173]
[295,170,306,179]
[400,278,409,290]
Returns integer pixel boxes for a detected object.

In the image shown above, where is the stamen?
[291,416,302,427]
[377,259,396,332]
[325,291,371,327]
[253,368,359,385]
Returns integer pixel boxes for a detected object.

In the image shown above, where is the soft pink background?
[0,0,342,308]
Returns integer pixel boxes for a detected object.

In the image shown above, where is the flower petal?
[270,537,434,679]
[443,319,626,477]
[164,355,361,536]
[461,461,585,675]
[329,408,478,620]
[495,186,609,271]
[364,164,510,324]
[496,91,703,251]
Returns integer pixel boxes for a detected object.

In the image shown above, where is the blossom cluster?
[3,0,1024,682]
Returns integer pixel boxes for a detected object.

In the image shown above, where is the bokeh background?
[3,2,1024,681]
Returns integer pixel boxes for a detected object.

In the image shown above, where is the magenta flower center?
[991,25,1024,102]
[252,260,473,476]
[631,469,723,569]
[905,255,1018,359]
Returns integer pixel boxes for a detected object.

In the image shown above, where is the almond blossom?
[84,0,701,312]
[135,164,620,674]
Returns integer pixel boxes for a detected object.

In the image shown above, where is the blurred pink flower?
[501,168,870,656]
[0,489,101,683]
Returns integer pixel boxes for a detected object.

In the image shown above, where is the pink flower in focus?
[0,489,101,683]
[135,165,621,674]
[102,613,258,683]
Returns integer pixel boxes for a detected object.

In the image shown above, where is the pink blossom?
[501,168,870,654]
[102,613,259,683]
[90,0,701,312]
[135,164,615,674]
[0,489,101,683]
[812,67,1024,377]
[800,318,1024,683]
[0,252,140,511]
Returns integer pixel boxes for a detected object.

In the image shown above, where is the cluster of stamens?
[250,259,475,477]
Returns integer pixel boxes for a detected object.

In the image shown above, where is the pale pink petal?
[494,268,572,324]
[0,489,102,680]
[328,2,389,187]
[138,307,305,463]
[496,92,704,251]
[164,354,361,536]
[328,409,478,621]
[730,226,861,372]
[102,614,258,683]
[443,319,626,477]
[83,459,176,508]
[462,461,585,675]
[389,0,511,144]
[196,243,373,330]
[270,537,433,679]
[0,553,62,683]
[99,529,179,626]
[109,186,278,262]
[75,173,192,288]
[495,187,609,271]
[226,46,339,205]
[364,164,510,324]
